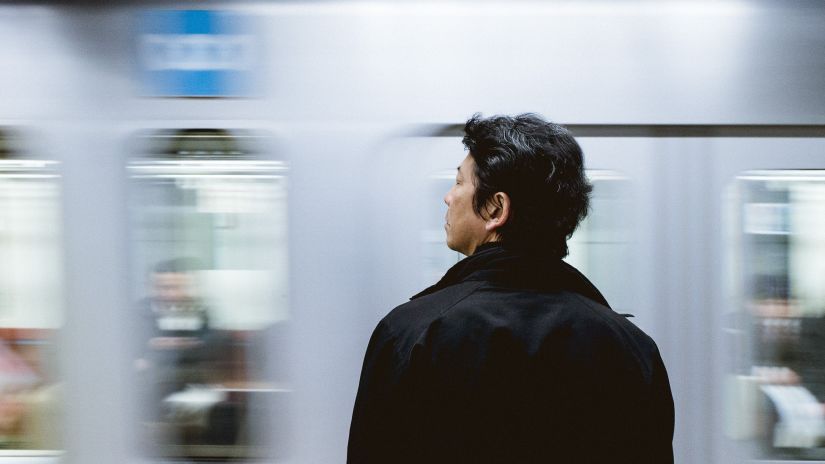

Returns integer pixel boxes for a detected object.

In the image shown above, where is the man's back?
[348,244,674,463]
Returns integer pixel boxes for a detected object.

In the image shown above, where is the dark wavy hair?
[462,113,592,259]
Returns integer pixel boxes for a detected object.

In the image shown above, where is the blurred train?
[0,1,824,463]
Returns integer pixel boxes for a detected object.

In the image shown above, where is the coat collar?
[411,242,611,309]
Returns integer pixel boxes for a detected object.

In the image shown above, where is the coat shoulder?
[379,280,487,342]
[432,286,662,376]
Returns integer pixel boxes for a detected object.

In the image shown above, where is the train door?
[126,128,290,461]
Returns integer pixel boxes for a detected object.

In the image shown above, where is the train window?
[727,170,825,460]
[0,129,64,453]
[565,171,633,315]
[127,129,289,460]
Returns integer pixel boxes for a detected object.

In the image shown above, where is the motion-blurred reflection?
[129,129,290,460]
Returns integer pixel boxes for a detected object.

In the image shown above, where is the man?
[348,114,674,463]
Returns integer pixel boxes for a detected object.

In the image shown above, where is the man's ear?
[484,192,511,232]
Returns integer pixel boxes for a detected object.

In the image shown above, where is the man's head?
[151,258,201,304]
[444,113,592,258]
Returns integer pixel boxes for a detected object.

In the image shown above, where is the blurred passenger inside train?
[134,258,230,440]
[136,258,222,385]
[348,113,674,463]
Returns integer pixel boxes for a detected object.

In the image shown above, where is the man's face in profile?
[443,154,489,256]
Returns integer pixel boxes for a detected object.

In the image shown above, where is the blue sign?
[138,10,257,97]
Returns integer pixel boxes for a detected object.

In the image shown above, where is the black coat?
[348,243,674,464]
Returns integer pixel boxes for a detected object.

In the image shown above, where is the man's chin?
[445,242,467,256]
